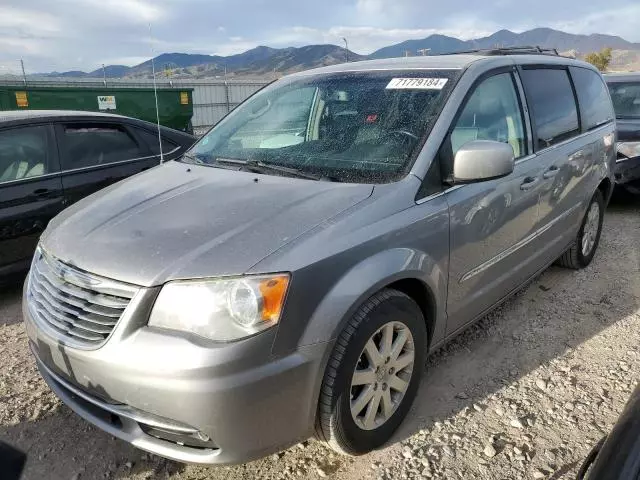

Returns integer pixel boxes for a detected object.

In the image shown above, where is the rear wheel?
[557,189,604,269]
[316,289,426,455]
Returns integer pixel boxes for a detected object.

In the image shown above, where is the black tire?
[316,289,426,455]
[557,189,604,269]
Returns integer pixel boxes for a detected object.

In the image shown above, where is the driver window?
[451,73,526,159]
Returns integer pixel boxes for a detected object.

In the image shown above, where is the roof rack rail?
[448,46,560,57]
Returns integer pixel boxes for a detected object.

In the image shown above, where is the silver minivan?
[23,49,616,464]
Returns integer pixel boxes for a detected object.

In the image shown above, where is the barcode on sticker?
[386,78,448,90]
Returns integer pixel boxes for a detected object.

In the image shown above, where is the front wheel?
[316,289,426,455]
[557,189,604,269]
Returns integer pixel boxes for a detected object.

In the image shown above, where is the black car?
[0,110,195,277]
[605,73,640,195]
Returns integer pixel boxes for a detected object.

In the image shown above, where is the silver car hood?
[41,161,373,286]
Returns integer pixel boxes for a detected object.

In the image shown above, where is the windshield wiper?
[182,153,241,171]
[214,158,337,181]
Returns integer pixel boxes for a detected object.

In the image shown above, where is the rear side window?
[570,67,614,130]
[134,128,178,155]
[521,69,579,150]
[0,126,51,184]
[60,123,142,170]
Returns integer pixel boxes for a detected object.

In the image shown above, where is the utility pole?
[342,37,349,62]
[102,64,107,86]
[20,59,27,85]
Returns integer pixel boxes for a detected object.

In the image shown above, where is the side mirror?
[453,140,515,184]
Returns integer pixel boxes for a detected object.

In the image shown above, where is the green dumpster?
[0,85,194,132]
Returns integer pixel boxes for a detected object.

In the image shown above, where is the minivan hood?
[41,161,373,286]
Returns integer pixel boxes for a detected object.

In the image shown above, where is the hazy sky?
[1,0,639,73]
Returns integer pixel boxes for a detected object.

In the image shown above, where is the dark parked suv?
[24,50,615,464]
[0,110,195,277]
[605,73,640,194]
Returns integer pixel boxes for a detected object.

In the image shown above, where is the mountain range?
[369,28,640,59]
[39,27,640,79]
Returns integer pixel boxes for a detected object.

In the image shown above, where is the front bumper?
[23,286,331,464]
[614,155,640,187]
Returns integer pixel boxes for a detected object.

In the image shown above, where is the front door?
[444,71,544,335]
[0,124,64,275]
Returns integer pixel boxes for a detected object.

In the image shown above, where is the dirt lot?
[1,196,639,480]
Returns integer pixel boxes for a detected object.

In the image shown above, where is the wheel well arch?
[386,278,437,348]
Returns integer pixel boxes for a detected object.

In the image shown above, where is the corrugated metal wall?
[189,81,267,133]
[0,77,272,134]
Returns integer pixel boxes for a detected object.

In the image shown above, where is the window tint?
[0,126,50,184]
[521,69,579,150]
[60,124,141,170]
[134,128,178,155]
[570,67,614,130]
[451,72,526,158]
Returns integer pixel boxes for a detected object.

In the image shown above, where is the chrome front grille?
[27,248,139,347]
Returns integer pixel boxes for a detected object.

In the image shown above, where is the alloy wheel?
[350,321,415,431]
[582,201,600,256]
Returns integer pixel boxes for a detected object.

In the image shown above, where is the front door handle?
[32,188,50,196]
[520,176,539,191]
[543,166,560,179]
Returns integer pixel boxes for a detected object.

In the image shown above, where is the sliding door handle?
[543,166,560,179]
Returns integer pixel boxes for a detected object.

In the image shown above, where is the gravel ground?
[1,196,639,480]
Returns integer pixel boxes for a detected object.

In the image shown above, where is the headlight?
[617,141,640,160]
[148,274,290,342]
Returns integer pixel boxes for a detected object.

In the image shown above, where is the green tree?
[585,47,612,71]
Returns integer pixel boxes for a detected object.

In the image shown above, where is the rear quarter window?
[521,68,580,150]
[134,128,178,155]
[570,67,614,131]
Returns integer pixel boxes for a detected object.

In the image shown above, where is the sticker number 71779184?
[386,78,449,90]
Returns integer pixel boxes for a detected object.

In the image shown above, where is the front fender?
[298,247,448,349]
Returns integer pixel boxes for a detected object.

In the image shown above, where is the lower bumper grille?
[27,248,139,347]
[34,351,217,450]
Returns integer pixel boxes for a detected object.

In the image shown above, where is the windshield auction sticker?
[386,78,448,90]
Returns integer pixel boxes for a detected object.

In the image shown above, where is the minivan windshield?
[608,81,640,119]
[184,70,460,183]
